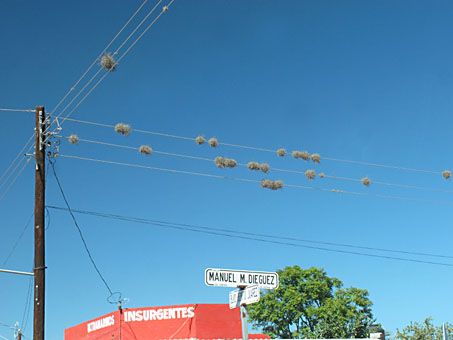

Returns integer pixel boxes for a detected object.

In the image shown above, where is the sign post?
[205,269,279,340]
[240,302,248,340]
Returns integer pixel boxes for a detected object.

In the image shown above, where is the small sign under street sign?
[205,268,279,290]
[229,285,260,309]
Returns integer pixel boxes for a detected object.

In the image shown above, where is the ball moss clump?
[68,134,79,144]
[260,163,270,173]
[361,177,371,186]
[292,150,310,160]
[277,148,286,157]
[305,170,316,180]
[261,179,283,190]
[208,137,219,148]
[139,145,152,155]
[101,53,116,71]
[311,153,321,163]
[215,157,237,168]
[195,136,205,145]
[248,162,260,171]
[114,123,131,136]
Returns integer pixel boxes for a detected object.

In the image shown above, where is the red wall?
[64,303,270,340]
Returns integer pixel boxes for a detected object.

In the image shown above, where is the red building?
[64,303,270,340]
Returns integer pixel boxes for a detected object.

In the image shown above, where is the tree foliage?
[393,317,452,340]
[247,266,375,339]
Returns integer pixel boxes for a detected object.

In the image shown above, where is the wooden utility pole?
[33,106,46,340]
[18,330,22,340]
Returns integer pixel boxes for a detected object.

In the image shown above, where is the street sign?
[229,285,260,309]
[205,268,279,290]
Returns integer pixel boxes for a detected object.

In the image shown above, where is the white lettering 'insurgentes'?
[124,307,195,322]
[87,315,115,333]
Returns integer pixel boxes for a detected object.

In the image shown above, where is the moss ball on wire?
[214,157,237,168]
[442,170,451,179]
[226,159,237,168]
[319,172,325,178]
[261,179,283,190]
[139,145,152,155]
[196,136,205,145]
[208,137,218,148]
[277,148,286,157]
[300,151,310,160]
[215,157,226,168]
[260,163,270,173]
[68,134,79,144]
[305,169,316,180]
[361,177,371,186]
[101,53,117,71]
[311,153,321,163]
[292,150,310,160]
[114,123,131,136]
[248,161,260,171]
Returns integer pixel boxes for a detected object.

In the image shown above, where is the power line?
[2,213,34,266]
[46,205,453,260]
[58,153,453,207]
[0,153,32,194]
[0,136,34,189]
[46,205,453,267]
[50,0,151,117]
[63,136,453,195]
[322,174,453,194]
[59,117,448,176]
[49,160,115,297]
[0,159,31,201]
[57,1,174,128]
[52,0,174,131]
[114,0,163,56]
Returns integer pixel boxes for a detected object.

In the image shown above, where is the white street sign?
[205,268,279,290]
[229,285,260,309]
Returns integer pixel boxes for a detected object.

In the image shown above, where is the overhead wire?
[54,0,172,130]
[46,205,453,267]
[59,117,447,176]
[46,205,453,260]
[58,153,453,207]
[0,159,31,201]
[0,136,34,189]
[0,149,33,194]
[62,136,453,195]
[49,160,118,298]
[59,153,259,183]
[2,213,34,266]
[49,0,151,117]
[322,174,453,194]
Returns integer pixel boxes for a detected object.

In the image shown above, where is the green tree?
[247,266,375,339]
[393,317,452,340]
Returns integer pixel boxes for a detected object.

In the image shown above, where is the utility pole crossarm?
[0,268,34,276]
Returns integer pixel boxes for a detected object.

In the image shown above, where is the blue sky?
[1,1,453,339]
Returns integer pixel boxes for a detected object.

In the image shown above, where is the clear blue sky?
[1,1,453,339]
